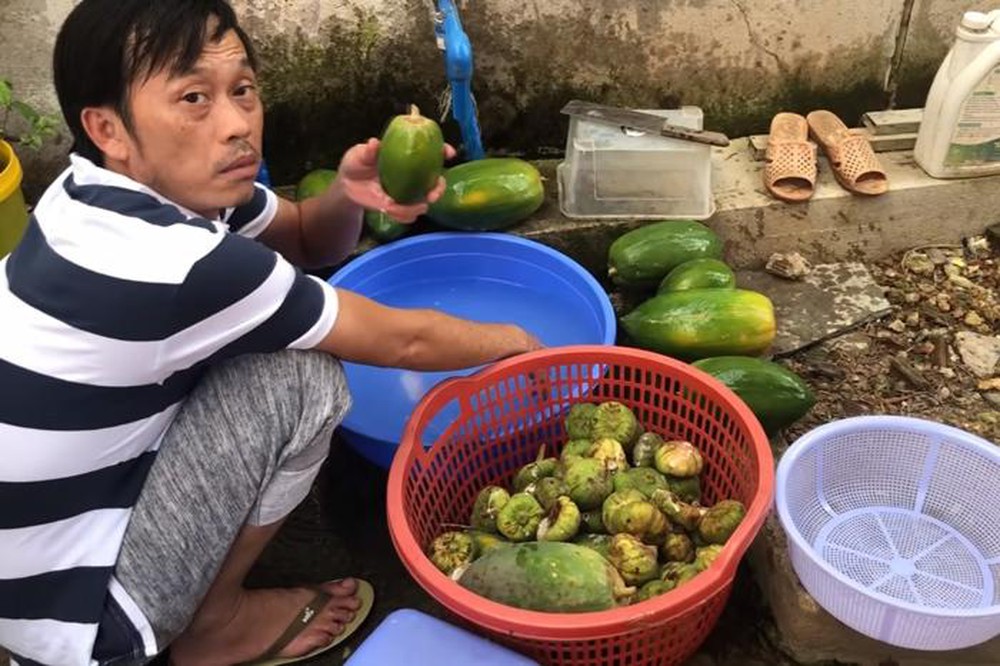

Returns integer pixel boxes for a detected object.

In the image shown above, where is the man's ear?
[80,107,131,163]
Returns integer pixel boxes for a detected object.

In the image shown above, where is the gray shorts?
[91,350,351,664]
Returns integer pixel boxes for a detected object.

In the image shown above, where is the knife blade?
[560,100,730,147]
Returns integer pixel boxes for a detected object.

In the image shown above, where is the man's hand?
[336,138,457,223]
[495,324,545,359]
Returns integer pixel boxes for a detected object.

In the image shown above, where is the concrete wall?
[0,0,982,199]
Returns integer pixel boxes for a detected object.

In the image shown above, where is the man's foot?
[170,578,363,666]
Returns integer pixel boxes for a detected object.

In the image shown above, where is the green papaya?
[295,168,337,201]
[364,210,408,242]
[428,158,544,231]
[608,220,723,289]
[692,356,816,435]
[458,541,634,612]
[658,258,736,293]
[620,289,776,360]
[377,105,444,204]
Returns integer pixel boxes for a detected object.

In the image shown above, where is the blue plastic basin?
[327,232,616,468]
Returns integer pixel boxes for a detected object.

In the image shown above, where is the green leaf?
[11,100,39,123]
[0,80,12,108]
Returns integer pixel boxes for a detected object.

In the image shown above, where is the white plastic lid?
[961,11,992,31]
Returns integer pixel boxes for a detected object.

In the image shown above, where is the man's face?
[122,29,263,218]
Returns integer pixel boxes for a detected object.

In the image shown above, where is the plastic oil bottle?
[914,10,1000,178]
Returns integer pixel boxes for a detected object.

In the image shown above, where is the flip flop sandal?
[806,110,888,196]
[244,578,375,666]
[764,112,817,203]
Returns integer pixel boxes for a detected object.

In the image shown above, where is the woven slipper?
[245,579,375,666]
[764,112,817,203]
[807,110,888,196]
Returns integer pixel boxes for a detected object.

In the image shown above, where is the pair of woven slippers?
[242,579,375,666]
[765,110,889,202]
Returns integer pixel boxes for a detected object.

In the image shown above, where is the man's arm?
[314,289,543,371]
[256,139,448,269]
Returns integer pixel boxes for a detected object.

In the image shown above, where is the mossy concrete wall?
[0,0,981,199]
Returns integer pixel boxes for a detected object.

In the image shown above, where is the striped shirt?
[0,155,339,665]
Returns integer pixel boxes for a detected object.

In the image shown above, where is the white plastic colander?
[775,415,1000,651]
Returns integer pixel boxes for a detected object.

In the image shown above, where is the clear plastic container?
[557,107,714,220]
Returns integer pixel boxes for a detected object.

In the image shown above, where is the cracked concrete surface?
[730,0,785,72]
[1,0,969,193]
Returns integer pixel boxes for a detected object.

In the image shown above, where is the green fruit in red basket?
[427,158,544,231]
[586,438,628,473]
[527,476,570,512]
[470,485,510,534]
[650,489,707,533]
[613,467,669,498]
[653,441,704,478]
[564,458,614,510]
[602,489,646,527]
[608,220,723,289]
[378,104,444,204]
[636,578,676,602]
[660,561,701,587]
[657,258,736,293]
[603,490,669,544]
[591,402,641,451]
[692,356,816,436]
[661,532,696,563]
[697,500,746,545]
[495,493,544,542]
[458,541,635,612]
[513,448,560,493]
[621,289,776,361]
[428,531,477,577]
[572,533,613,559]
[466,530,512,557]
[665,474,701,505]
[560,438,593,463]
[564,403,598,440]
[579,509,607,534]
[631,432,663,468]
[694,544,725,570]
[608,534,660,586]
[536,495,582,542]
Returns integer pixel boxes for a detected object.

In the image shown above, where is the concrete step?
[499,144,1000,278]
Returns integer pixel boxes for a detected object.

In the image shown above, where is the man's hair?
[53,0,258,165]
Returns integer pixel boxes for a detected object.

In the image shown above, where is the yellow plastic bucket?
[0,140,29,258]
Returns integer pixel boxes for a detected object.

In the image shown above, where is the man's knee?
[184,350,351,467]
[208,350,349,419]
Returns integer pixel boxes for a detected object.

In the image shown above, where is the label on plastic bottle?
[945,65,1000,166]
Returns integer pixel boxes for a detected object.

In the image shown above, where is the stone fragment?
[965,311,984,327]
[955,331,1000,377]
[902,252,934,275]
[765,252,812,280]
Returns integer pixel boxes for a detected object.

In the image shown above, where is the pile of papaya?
[296,105,543,244]
[609,220,815,436]
[426,400,749,612]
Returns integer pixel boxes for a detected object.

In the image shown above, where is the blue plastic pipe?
[435,0,485,160]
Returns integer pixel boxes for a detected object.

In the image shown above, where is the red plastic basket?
[387,345,774,666]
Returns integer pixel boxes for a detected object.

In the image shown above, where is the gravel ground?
[782,243,1000,446]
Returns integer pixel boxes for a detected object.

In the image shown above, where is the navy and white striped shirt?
[0,155,339,665]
